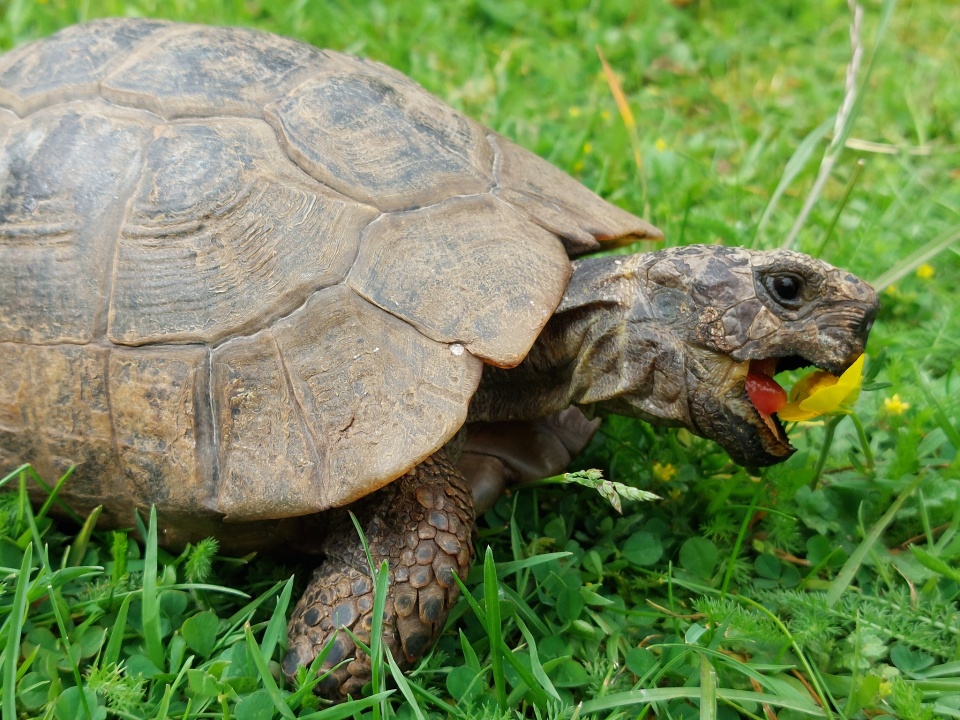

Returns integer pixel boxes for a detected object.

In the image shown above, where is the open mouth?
[745,358,789,442]
[695,348,865,467]
[742,355,820,449]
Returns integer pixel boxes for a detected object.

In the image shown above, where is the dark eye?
[764,272,804,308]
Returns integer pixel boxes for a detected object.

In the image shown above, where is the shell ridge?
[102,347,122,485]
[190,210,380,351]
[98,120,155,342]
[486,132,503,187]
[346,276,481,353]
[97,23,199,120]
[267,329,326,484]
[206,345,220,489]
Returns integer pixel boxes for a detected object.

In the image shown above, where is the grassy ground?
[2,0,959,718]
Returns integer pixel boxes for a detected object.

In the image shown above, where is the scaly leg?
[282,451,475,699]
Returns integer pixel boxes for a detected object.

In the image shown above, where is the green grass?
[2,0,960,718]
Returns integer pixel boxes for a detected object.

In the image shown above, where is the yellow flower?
[778,354,865,422]
[600,110,612,121]
[569,106,582,118]
[583,141,593,154]
[883,394,910,415]
[916,264,935,280]
[654,138,668,152]
[652,462,677,483]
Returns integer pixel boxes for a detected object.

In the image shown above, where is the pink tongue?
[746,366,787,417]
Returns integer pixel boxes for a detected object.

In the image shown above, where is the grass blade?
[597,45,649,216]
[258,576,294,664]
[103,593,134,668]
[699,653,718,720]
[782,0,896,250]
[581,687,826,715]
[482,546,507,709]
[384,646,428,720]
[871,225,960,291]
[514,615,560,702]
[299,691,392,720]
[243,622,297,720]
[66,504,102,567]
[825,471,926,607]
[0,463,30,488]
[369,559,390,720]
[3,544,32,720]
[142,505,164,670]
[754,118,833,243]
[492,552,571,577]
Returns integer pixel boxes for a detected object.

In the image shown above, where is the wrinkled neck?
[467,306,594,422]
[468,255,679,424]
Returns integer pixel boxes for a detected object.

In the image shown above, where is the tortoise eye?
[764,273,804,308]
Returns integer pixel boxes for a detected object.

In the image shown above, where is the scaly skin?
[282,451,474,700]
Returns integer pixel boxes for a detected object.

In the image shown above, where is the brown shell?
[0,19,659,529]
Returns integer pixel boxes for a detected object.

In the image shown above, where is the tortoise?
[0,19,878,699]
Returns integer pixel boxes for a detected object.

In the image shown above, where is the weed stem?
[812,416,843,487]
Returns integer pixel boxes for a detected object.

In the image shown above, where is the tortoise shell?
[0,19,657,532]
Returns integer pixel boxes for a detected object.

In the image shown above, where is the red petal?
[746,372,787,416]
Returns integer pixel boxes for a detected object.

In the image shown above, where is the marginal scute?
[108,345,214,513]
[491,133,662,254]
[266,62,494,211]
[0,343,131,523]
[109,119,376,345]
[0,344,30,473]
[270,286,483,508]
[348,195,572,367]
[0,101,154,343]
[102,24,326,118]
[0,18,171,115]
[212,331,322,521]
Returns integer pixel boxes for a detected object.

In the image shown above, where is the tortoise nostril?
[858,306,877,344]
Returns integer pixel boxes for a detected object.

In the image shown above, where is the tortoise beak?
[692,356,795,467]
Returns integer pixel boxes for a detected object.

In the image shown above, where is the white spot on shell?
[450,343,465,356]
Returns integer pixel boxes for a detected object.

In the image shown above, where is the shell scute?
[0,101,154,344]
[265,285,484,509]
[0,18,171,114]
[101,24,327,118]
[348,195,571,367]
[109,118,375,345]
[265,61,494,212]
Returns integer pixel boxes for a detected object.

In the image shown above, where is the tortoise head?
[562,245,878,466]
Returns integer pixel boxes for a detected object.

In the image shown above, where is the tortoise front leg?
[281,451,475,700]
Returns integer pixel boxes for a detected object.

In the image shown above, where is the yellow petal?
[837,353,866,388]
[777,403,821,422]
[778,355,866,422]
[798,381,856,412]
[788,370,837,402]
